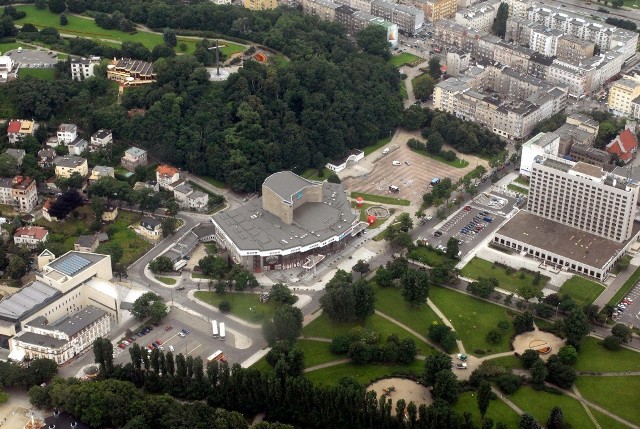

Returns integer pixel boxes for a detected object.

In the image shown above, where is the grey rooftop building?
[212,171,366,272]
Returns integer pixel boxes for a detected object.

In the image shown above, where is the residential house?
[101,205,118,222]
[42,199,57,222]
[156,164,181,190]
[54,156,89,178]
[70,57,100,81]
[90,129,113,147]
[37,148,57,168]
[173,183,194,207]
[67,137,88,156]
[121,147,148,172]
[7,119,36,144]
[45,136,60,148]
[606,129,639,164]
[4,148,25,166]
[136,216,162,240]
[89,166,115,184]
[57,124,78,145]
[14,226,48,248]
[187,190,209,212]
[0,176,38,213]
[74,235,99,253]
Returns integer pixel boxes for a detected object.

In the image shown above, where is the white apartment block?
[608,74,640,117]
[528,155,639,242]
[529,24,561,56]
[57,123,78,144]
[503,0,531,17]
[9,306,110,365]
[454,0,499,32]
[519,132,560,176]
[91,129,113,147]
[70,57,100,81]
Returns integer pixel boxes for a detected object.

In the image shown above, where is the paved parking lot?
[425,192,520,258]
[615,282,640,328]
[113,308,234,365]
[6,48,58,67]
[343,132,487,206]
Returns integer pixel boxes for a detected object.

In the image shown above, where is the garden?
[388,52,424,68]
[558,276,604,307]
[350,191,410,206]
[460,257,548,295]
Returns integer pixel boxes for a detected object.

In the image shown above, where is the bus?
[219,322,226,341]
[212,320,219,338]
[206,350,227,363]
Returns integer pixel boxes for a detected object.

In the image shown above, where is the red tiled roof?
[606,129,638,162]
[156,164,179,177]
[14,226,48,240]
[7,120,21,133]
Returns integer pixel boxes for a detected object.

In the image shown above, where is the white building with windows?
[70,57,100,81]
[90,129,113,147]
[57,123,78,144]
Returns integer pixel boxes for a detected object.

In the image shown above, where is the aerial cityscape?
[0,0,639,427]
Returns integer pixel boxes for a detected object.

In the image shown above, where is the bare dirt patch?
[512,328,565,362]
[343,130,487,206]
[368,377,433,411]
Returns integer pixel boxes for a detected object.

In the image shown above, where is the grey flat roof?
[54,155,86,168]
[496,211,635,268]
[92,128,111,139]
[38,305,107,336]
[75,235,98,248]
[213,182,358,253]
[263,171,319,203]
[14,331,67,349]
[193,224,216,238]
[0,281,61,321]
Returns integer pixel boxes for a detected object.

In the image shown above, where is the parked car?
[178,332,186,338]
[165,325,173,331]
[118,344,126,349]
[182,328,190,334]
[464,205,472,211]
[169,345,175,352]
[156,339,163,345]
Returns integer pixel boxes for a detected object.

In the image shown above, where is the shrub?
[520,349,540,369]
[496,373,523,394]
[486,329,503,344]
[330,335,351,354]
[219,300,231,313]
[603,335,622,351]
[498,320,510,331]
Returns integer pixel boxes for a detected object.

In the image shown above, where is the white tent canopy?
[8,348,25,362]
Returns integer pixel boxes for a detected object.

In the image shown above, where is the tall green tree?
[492,3,509,38]
[477,381,492,420]
[428,57,441,79]
[163,28,178,47]
[445,236,459,259]
[400,268,429,307]
[564,308,590,349]
[48,0,66,13]
[131,292,168,323]
[413,74,436,101]
[546,406,564,429]
[272,305,303,343]
[423,352,452,386]
[356,25,391,60]
[432,369,459,404]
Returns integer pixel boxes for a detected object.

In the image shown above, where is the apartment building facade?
[454,0,498,31]
[608,74,640,117]
[0,176,38,213]
[371,0,424,34]
[423,0,457,22]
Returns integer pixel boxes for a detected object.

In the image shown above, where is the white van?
[383,148,390,154]
[392,160,401,166]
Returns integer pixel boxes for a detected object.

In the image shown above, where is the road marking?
[187,343,202,356]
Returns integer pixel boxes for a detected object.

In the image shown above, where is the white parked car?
[392,160,401,166]
[169,345,175,352]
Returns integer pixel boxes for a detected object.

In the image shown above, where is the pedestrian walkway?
[593,265,637,308]
[375,310,441,351]
[492,387,524,416]
[426,301,466,354]
[304,359,351,373]
[572,385,601,429]
[300,336,332,343]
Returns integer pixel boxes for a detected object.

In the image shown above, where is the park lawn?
[509,386,597,429]
[373,284,443,335]
[428,286,515,355]
[483,354,523,370]
[350,191,410,206]
[302,313,435,353]
[589,407,632,429]
[302,167,332,181]
[363,136,392,156]
[576,376,640,426]
[409,147,469,168]
[18,67,56,80]
[460,257,547,295]
[205,243,218,254]
[155,276,177,285]
[251,357,273,373]
[388,52,424,67]
[400,80,408,99]
[559,276,604,307]
[305,360,425,386]
[192,272,215,280]
[194,291,278,323]
[609,264,640,306]
[297,339,340,368]
[0,41,25,53]
[507,184,529,195]
[453,392,521,429]
[573,336,640,372]
[407,246,449,266]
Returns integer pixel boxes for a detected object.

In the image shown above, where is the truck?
[483,216,493,223]
[207,350,227,364]
[212,320,219,338]
[219,322,226,341]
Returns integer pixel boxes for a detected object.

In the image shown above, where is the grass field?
[409,147,470,168]
[460,257,547,295]
[18,67,56,80]
[507,183,529,195]
[250,357,273,373]
[352,202,392,229]
[589,407,631,429]
[453,392,521,428]
[302,167,332,181]
[194,291,276,323]
[200,176,228,190]
[302,313,435,354]
[98,211,151,266]
[15,5,245,56]
[388,52,424,67]
[36,205,93,235]
[428,286,515,355]
[400,80,408,99]
[305,360,425,386]
[573,336,640,372]
[407,246,449,267]
[509,386,598,429]
[576,376,640,426]
[483,354,523,370]
[155,276,177,285]
[350,191,411,206]
[559,276,604,307]
[0,41,26,53]
[297,339,340,368]
[363,136,392,156]
[514,176,529,186]
[609,264,640,306]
